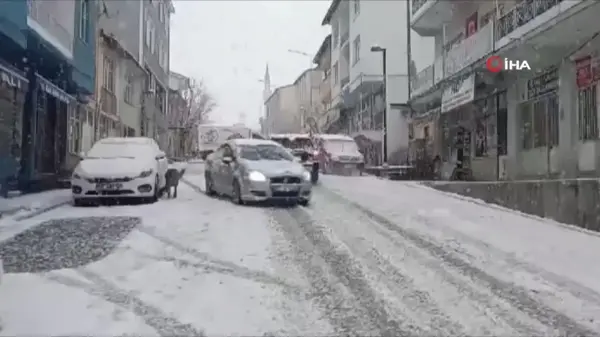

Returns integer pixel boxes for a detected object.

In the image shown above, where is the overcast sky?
[170,0,331,130]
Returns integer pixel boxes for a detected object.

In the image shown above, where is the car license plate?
[96,183,122,191]
[274,185,296,192]
[344,164,355,169]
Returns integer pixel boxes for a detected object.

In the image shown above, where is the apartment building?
[167,71,195,157]
[313,34,333,132]
[320,0,432,163]
[142,0,172,150]
[96,0,173,151]
[0,0,96,193]
[264,85,300,134]
[409,0,600,180]
[293,68,321,133]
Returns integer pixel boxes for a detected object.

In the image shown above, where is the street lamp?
[371,45,388,166]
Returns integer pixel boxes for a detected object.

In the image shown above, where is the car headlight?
[248,171,267,182]
[139,169,153,178]
[302,171,311,181]
[72,172,82,179]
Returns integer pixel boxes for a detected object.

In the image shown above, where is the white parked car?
[71,137,168,206]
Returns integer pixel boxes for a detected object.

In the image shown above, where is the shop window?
[519,93,559,150]
[578,85,598,140]
[68,106,82,154]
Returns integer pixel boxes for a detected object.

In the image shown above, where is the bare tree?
[174,78,216,157]
[181,78,216,128]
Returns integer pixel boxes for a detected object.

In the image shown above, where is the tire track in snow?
[402,182,600,306]
[46,269,204,336]
[319,187,599,337]
[305,190,543,336]
[269,207,422,336]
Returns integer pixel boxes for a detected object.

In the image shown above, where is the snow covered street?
[2,164,600,336]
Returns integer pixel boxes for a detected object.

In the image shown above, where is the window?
[151,26,156,53]
[520,93,560,149]
[353,0,360,16]
[162,47,168,70]
[103,56,115,92]
[333,62,339,84]
[159,2,165,22]
[124,73,134,104]
[423,125,430,139]
[145,17,152,47]
[79,0,90,43]
[158,40,164,67]
[578,85,598,140]
[352,35,361,65]
[68,106,82,154]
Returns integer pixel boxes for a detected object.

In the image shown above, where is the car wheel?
[205,172,216,196]
[231,179,244,205]
[151,175,160,203]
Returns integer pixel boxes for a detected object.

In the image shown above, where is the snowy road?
[1,163,600,336]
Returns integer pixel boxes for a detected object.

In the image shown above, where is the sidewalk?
[0,189,72,218]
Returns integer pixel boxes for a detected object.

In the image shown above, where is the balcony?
[27,0,73,58]
[101,87,118,117]
[445,22,494,78]
[411,0,453,36]
[495,0,586,50]
[411,65,434,97]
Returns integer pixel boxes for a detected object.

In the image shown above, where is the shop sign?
[526,67,558,100]
[575,55,600,89]
[441,74,475,113]
[0,63,28,90]
[36,74,73,104]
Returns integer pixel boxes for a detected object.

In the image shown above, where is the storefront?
[439,73,508,180]
[0,62,28,195]
[514,67,559,177]
[20,73,76,185]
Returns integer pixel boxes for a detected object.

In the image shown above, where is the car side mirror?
[78,151,86,159]
[222,156,233,164]
[156,151,166,160]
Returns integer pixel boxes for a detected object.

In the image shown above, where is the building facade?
[167,71,194,157]
[313,34,332,132]
[141,0,172,150]
[409,0,600,180]
[264,85,300,134]
[320,0,432,164]
[293,68,321,133]
[0,0,97,194]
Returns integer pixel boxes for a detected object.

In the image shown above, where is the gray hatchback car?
[204,139,312,206]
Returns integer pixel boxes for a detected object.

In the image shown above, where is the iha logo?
[486,55,531,72]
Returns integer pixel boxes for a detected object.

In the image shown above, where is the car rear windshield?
[271,137,312,149]
[239,144,293,161]
[324,140,359,154]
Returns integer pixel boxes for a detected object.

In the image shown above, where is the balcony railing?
[101,87,117,116]
[411,0,429,15]
[411,65,434,96]
[433,55,444,84]
[27,0,73,54]
[496,0,564,41]
[445,22,494,77]
[341,76,350,89]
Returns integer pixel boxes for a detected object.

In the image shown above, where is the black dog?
[164,168,185,198]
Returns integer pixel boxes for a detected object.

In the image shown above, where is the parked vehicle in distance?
[71,137,168,206]
[197,123,252,160]
[204,138,312,206]
[269,133,319,183]
[314,134,364,175]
